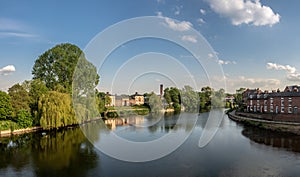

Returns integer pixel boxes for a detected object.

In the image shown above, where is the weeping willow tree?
[38,91,76,129]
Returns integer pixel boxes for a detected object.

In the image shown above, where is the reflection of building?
[130,92,144,106]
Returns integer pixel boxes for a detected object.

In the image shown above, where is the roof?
[245,86,300,100]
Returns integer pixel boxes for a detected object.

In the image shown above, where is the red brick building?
[243,86,300,115]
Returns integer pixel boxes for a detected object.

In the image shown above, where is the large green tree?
[32,43,99,93]
[0,91,13,120]
[8,83,31,116]
[38,91,75,129]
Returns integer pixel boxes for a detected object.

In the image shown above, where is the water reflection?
[242,126,300,153]
[1,112,300,177]
[0,128,99,177]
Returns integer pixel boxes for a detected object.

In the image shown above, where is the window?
[294,107,298,114]
[264,105,268,112]
[270,98,273,104]
[254,105,257,112]
[264,100,267,105]
[281,97,284,113]
[270,98,273,113]
[250,95,253,99]
[288,107,292,114]
[250,100,253,106]
[288,98,292,107]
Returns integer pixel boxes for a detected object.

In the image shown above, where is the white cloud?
[217,59,237,65]
[0,18,38,38]
[0,32,37,38]
[0,65,16,75]
[200,9,206,15]
[224,75,281,93]
[208,53,236,65]
[206,0,280,26]
[287,73,300,81]
[181,35,197,43]
[266,62,296,74]
[197,18,206,25]
[266,62,300,81]
[164,17,193,31]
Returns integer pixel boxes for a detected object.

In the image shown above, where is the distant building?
[243,86,300,114]
[106,92,115,107]
[115,95,130,107]
[130,92,144,106]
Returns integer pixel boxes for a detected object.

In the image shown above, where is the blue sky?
[1,0,300,93]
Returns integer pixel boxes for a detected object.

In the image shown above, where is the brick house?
[243,86,300,115]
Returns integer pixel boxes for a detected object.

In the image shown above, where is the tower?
[160,84,163,98]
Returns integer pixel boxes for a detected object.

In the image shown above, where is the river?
[1,110,300,177]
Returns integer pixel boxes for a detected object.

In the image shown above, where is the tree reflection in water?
[0,127,99,177]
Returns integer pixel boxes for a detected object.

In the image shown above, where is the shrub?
[16,109,33,128]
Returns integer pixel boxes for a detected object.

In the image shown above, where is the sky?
[1,0,300,94]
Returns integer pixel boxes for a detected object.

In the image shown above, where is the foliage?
[16,109,33,128]
[148,92,163,114]
[72,54,100,97]
[106,111,119,118]
[0,120,16,131]
[163,87,181,111]
[0,91,13,120]
[38,91,76,129]
[32,43,84,92]
[8,83,31,116]
[72,51,100,122]
[96,91,111,114]
[28,79,48,121]
[235,87,246,107]
[211,88,226,108]
[181,85,200,112]
[199,86,213,112]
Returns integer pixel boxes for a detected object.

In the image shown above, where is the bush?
[16,109,33,128]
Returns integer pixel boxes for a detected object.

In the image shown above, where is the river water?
[1,110,300,177]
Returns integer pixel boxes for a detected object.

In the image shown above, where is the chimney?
[160,84,163,97]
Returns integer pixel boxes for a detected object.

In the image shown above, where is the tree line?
[163,85,234,113]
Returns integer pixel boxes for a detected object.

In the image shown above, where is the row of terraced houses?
[243,85,300,115]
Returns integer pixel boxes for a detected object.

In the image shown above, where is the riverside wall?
[228,111,300,135]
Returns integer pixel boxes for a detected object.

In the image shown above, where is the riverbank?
[228,110,300,135]
[0,117,102,138]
